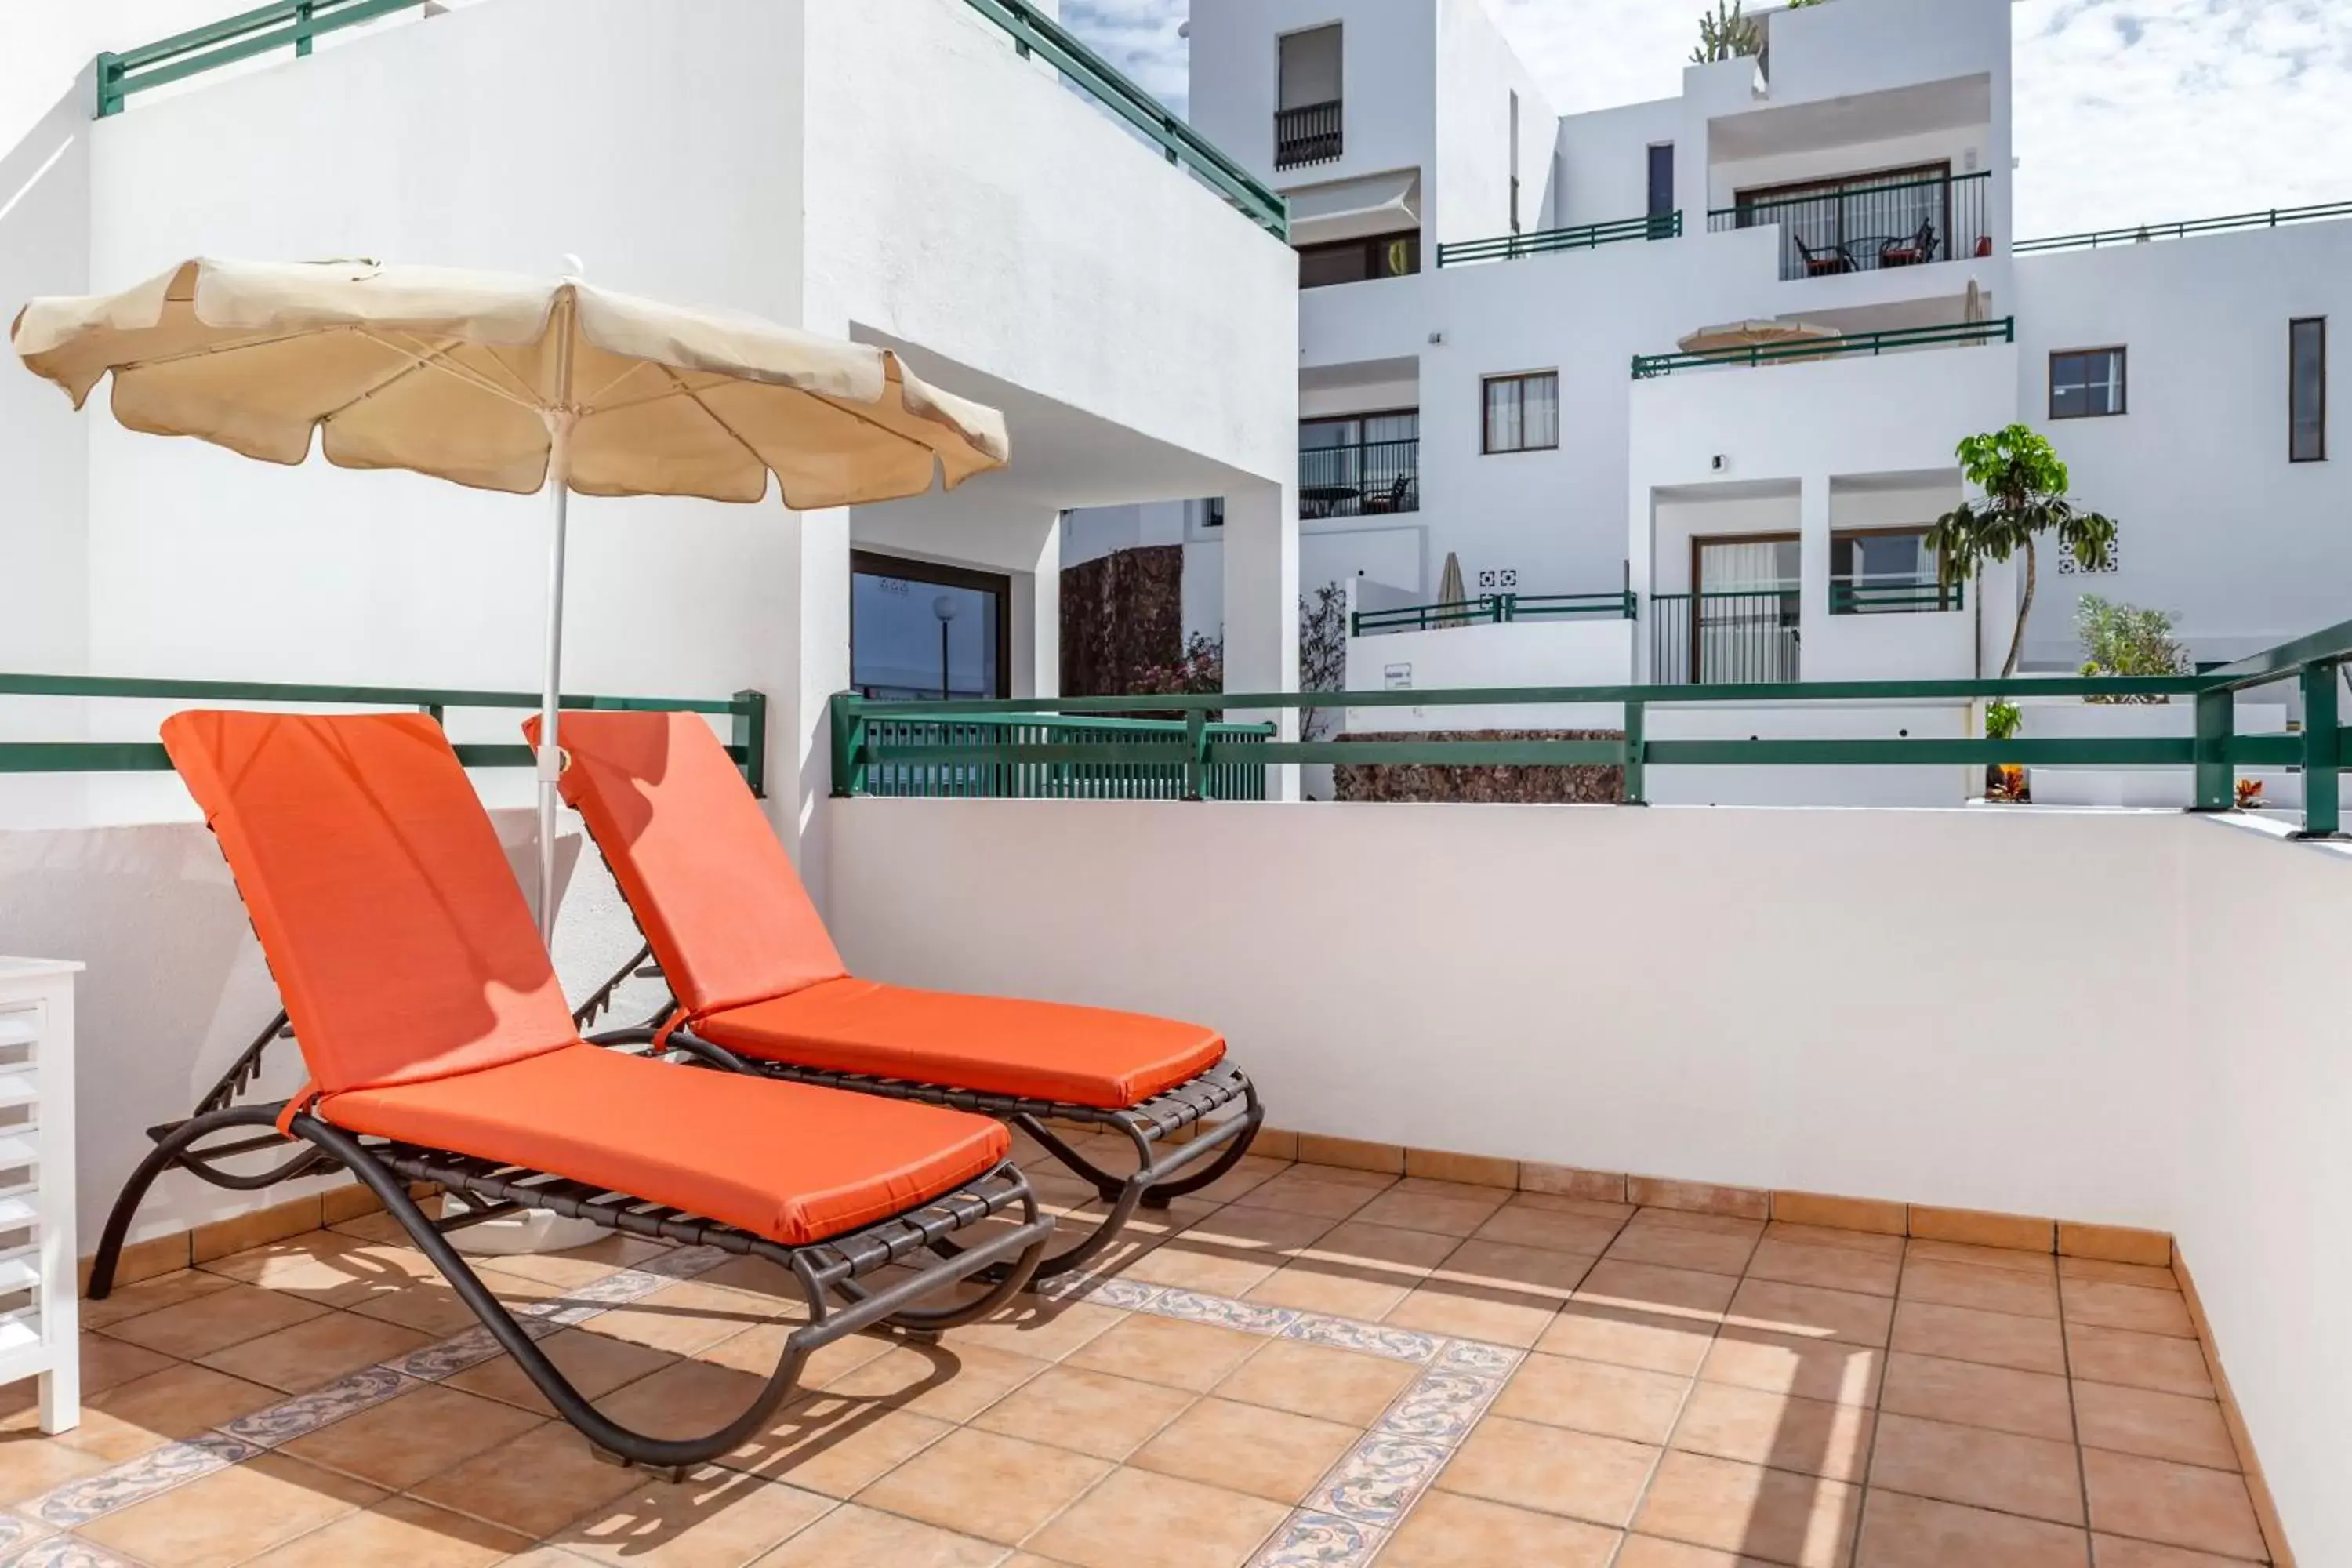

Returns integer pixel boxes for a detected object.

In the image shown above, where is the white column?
[1222,477,1300,800]
[771,505,851,913]
[1009,511,1062,700]
[1798,474,1832,666]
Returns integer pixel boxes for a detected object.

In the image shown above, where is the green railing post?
[732,688,768,799]
[2296,662,2343,837]
[292,1,314,55]
[1183,710,1208,801]
[2190,689,2232,811]
[1621,699,1647,804]
[96,53,125,115]
[827,693,862,799]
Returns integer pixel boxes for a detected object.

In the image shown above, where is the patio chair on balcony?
[87,710,1051,1476]
[1361,471,1416,515]
[1879,218,1939,267]
[1793,234,1853,276]
[535,711,1265,1284]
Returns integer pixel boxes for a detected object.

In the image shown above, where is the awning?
[1287,170,1422,247]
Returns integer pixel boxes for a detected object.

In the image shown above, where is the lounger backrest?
[163,710,579,1095]
[531,711,847,1018]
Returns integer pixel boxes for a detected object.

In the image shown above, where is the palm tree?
[1926,423,2117,677]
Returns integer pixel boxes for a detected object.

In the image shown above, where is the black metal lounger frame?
[85,1011,1054,1475]
[576,942,1265,1283]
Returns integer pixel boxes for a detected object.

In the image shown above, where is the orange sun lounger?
[535,710,1265,1283]
[86,710,1051,1475]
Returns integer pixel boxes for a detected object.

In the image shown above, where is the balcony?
[1711,169,1991,281]
[1650,590,1802,683]
[1632,317,2013,378]
[1831,576,1965,615]
[1301,435,1417,519]
[1275,100,1343,169]
[1436,211,1682,268]
[1352,591,1635,636]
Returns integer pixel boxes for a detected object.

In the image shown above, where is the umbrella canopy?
[13,257,1011,940]
[1435,550,1470,626]
[1675,318,1842,354]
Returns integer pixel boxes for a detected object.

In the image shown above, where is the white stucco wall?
[1342,619,1633,732]
[1555,98,1680,230]
[1430,0,1555,248]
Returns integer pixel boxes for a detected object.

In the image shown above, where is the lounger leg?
[1138,1076,1265,1205]
[88,1106,288,1300]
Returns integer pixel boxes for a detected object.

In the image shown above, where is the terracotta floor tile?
[98,1280,327,1360]
[1213,1338,1418,1426]
[0,1436,113,1503]
[1746,1239,1901,1298]
[1025,1465,1290,1568]
[938,1297,1124,1364]
[1890,1300,2066,1375]
[1606,1222,1759,1279]
[409,1421,648,1539]
[76,1333,180,1396]
[1229,1174,1385,1221]
[1382,1490,1621,1567]
[1632,1450,1859,1567]
[1901,1258,2060,1319]
[35,1363,281,1462]
[1065,1314,1260,1393]
[1435,1238,1598,1299]
[1904,1239,2056,1278]
[198,1230,376,1302]
[2062,1279,2196,1338]
[197,1309,431,1393]
[1868,1411,2085,1524]
[1670,1381,1875,1482]
[1490,1352,1690,1445]
[972,1365,1196,1461]
[80,1451,385,1568]
[1119,1236,1287,1296]
[1245,1258,1420,1319]
[346,1274,549,1339]
[1855,1488,2090,1568]
[79,1265,240,1330]
[1541,1301,1718,1377]
[731,1392,953,1495]
[1576,1261,1738,1321]
[1730,1278,1894,1348]
[476,1234,668,1288]
[556,1464,833,1568]
[855,1428,1111,1545]
[239,1494,531,1567]
[2082,1448,2269,1560]
[1615,1537,1788,1567]
[1129,1395,1359,1504]
[444,1327,677,1417]
[1472,1203,1628,1257]
[1701,1328,1885,1408]
[1509,1190,1637,1222]
[818,1341,1050,1425]
[1352,1186,1509,1236]
[1383,1277,1561,1348]
[2087,1532,2267,1566]
[1435,1414,1661,1528]
[1633,1209,1766,1240]
[1171,1152,1287,1207]
[1878,1352,2074,1442]
[581,1281,786,1359]
[281,1382,546,1490]
[750,1502,1004,1566]
[2060,1258,2180,1292]
[2073,1383,2239,1472]
[593,1358,783,1448]
[1171,1203,1336,1259]
[1764,1224,1907,1259]
[702,1321,891,1392]
[1287,1160,1405,1189]
[2065,1325,2215,1398]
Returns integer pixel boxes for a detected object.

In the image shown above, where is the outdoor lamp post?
[933,594,960,701]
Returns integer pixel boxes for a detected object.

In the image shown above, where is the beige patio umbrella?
[13,256,1009,941]
[1675,318,1842,354]
[1436,550,1468,626]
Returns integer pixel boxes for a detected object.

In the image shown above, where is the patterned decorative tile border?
[0,1535,140,1568]
[23,1433,260,1530]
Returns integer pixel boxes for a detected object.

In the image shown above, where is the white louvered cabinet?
[0,960,78,1434]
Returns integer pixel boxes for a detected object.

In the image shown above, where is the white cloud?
[1062,0,2352,238]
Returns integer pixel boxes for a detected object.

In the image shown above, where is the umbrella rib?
[109,325,335,372]
[653,365,776,475]
[354,328,544,409]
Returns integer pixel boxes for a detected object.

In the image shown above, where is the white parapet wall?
[825,796,2347,1560]
[1342,619,1633,733]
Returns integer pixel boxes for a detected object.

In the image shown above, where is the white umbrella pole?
[535,413,573,949]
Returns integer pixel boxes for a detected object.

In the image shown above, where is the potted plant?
[1985,700,2026,801]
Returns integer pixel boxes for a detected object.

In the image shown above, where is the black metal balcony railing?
[1276,100,1342,169]
[1650,591,1801,684]
[1831,579,1965,615]
[1301,437,1417,519]
[1711,170,1991,281]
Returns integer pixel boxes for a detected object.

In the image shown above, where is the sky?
[1063,0,2352,239]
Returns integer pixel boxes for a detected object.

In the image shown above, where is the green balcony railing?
[1437,212,1682,268]
[1831,579,1966,615]
[1351,592,1636,637]
[1632,317,2014,379]
[0,673,767,797]
[2014,199,2352,255]
[835,710,1271,801]
[92,0,1290,241]
[830,613,2352,837]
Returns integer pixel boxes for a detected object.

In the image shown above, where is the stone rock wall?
[1335,731,1625,804]
[1061,545,1183,697]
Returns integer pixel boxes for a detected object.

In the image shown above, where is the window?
[1276,25,1343,169]
[1300,411,1418,517]
[2292,318,2326,461]
[1482,372,1559,454]
[2050,348,2126,419]
[1830,528,1954,613]
[849,551,1008,702]
[1647,143,1675,220]
[1202,497,1225,529]
[1298,230,1419,289]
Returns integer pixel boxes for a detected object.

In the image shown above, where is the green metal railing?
[1831,580,1965,615]
[2014,199,2352,255]
[1352,593,1636,637]
[843,711,1270,800]
[1632,317,2014,379]
[97,0,429,116]
[90,0,1291,242]
[1437,212,1682,268]
[0,673,767,797]
[830,613,2352,837]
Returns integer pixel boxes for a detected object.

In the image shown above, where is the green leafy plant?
[1925,424,2117,678]
[1690,0,1762,63]
[1985,701,2022,742]
[2075,594,2188,704]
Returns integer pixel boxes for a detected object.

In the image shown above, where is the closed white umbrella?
[14,256,1010,939]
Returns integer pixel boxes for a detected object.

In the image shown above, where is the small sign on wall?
[1384,663,1413,690]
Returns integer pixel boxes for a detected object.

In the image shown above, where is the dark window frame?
[1300,409,1420,517]
[848,549,1012,701]
[1480,371,1560,456]
[1647,143,1675,220]
[1296,230,1421,290]
[1828,524,1953,613]
[2291,317,2327,463]
[2049,346,2128,420]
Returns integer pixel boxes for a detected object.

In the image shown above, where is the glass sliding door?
[850,551,1009,701]
[1692,536,1801,682]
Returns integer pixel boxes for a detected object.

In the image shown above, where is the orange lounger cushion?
[695,977,1227,1109]
[323,1043,1009,1247]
